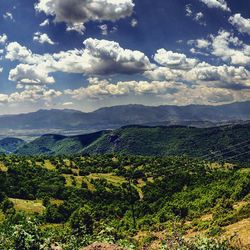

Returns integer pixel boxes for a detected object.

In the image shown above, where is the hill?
[16,124,250,162]
[16,131,108,155]
[0,101,250,132]
[0,138,25,154]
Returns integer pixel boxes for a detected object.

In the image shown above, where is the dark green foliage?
[69,206,93,234]
[15,124,250,164]
[0,138,25,154]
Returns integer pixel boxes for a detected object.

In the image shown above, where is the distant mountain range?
[0,101,250,132]
[11,123,250,163]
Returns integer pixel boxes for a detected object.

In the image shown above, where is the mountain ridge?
[0,101,250,131]
[13,123,250,163]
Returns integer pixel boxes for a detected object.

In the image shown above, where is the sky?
[0,0,250,114]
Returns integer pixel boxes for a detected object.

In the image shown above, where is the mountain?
[16,124,250,163]
[0,101,250,132]
[0,138,25,154]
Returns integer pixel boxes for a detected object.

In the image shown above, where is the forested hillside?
[15,124,250,164]
[0,138,25,154]
[0,154,249,249]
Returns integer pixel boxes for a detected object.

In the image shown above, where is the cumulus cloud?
[154,49,199,70]
[211,30,250,65]
[82,38,153,75]
[186,62,249,85]
[199,0,230,12]
[229,14,250,36]
[188,39,211,55]
[0,34,8,45]
[188,39,211,49]
[5,38,153,85]
[33,32,56,45]
[65,77,179,100]
[5,35,250,104]
[6,42,36,63]
[146,48,250,90]
[0,86,62,104]
[64,77,250,105]
[9,64,55,85]
[35,0,135,34]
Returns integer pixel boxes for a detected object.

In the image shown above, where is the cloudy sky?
[0,0,250,114]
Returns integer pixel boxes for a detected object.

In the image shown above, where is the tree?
[69,205,93,235]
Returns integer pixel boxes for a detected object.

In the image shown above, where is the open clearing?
[10,198,45,214]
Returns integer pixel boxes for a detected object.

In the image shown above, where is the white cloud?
[35,0,135,34]
[82,38,153,75]
[188,39,211,55]
[3,12,14,21]
[0,34,8,45]
[193,39,211,49]
[131,19,138,27]
[185,5,206,26]
[185,4,193,17]
[229,14,250,36]
[99,24,108,36]
[199,0,230,12]
[186,62,249,84]
[9,64,55,85]
[147,48,250,90]
[0,86,62,104]
[6,42,35,63]
[154,49,199,70]
[194,12,206,26]
[6,39,153,85]
[65,77,179,100]
[211,30,250,65]
[144,67,185,81]
[39,19,50,27]
[33,32,56,45]
[64,77,250,105]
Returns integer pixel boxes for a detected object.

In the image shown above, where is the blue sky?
[0,0,249,114]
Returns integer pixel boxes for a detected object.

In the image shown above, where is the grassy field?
[87,173,126,186]
[9,198,45,214]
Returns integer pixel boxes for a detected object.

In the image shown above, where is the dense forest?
[0,154,249,249]
[3,124,249,166]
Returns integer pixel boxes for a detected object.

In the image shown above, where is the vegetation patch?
[9,198,45,214]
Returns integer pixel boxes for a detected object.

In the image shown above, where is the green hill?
[0,138,25,154]
[16,131,108,155]
[82,124,250,161]
[15,124,250,162]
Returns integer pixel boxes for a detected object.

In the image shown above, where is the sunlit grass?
[10,198,45,214]
[0,162,7,172]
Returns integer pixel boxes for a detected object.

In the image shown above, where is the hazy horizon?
[0,99,249,116]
